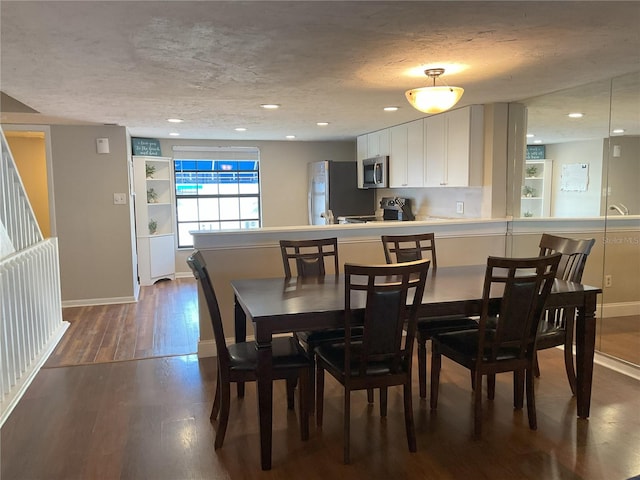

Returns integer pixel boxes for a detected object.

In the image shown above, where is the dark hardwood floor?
[2,279,639,479]
[45,278,199,367]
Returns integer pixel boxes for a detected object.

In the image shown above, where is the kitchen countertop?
[191,215,638,249]
[192,218,508,249]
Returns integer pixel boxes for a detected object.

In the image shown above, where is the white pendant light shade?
[405,68,464,114]
[405,86,464,114]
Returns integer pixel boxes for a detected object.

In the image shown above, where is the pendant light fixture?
[405,68,464,114]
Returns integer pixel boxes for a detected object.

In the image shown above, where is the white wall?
[546,139,603,217]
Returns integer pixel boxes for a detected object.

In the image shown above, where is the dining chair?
[315,259,430,464]
[430,253,561,437]
[186,250,311,449]
[280,238,368,410]
[535,233,596,394]
[381,233,478,398]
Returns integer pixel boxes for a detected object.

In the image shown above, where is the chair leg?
[214,378,231,449]
[316,363,324,428]
[417,334,428,398]
[473,371,483,438]
[286,376,296,410]
[211,369,221,421]
[430,343,441,410]
[487,374,496,400]
[526,367,537,430]
[533,351,541,377]
[564,317,577,396]
[403,381,417,453]
[513,369,524,409]
[367,388,374,403]
[299,367,309,441]
[308,354,316,414]
[380,387,388,417]
[343,389,351,464]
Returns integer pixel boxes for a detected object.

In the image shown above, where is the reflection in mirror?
[522,79,611,218]
[600,71,640,368]
[511,72,639,370]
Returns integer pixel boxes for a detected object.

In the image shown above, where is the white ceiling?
[1,1,639,143]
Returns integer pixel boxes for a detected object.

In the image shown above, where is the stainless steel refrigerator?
[308,161,375,225]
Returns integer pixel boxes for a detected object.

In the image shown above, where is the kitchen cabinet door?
[424,114,447,186]
[367,129,390,157]
[390,120,424,187]
[424,105,484,187]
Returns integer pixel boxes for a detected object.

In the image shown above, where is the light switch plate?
[113,193,127,205]
[456,201,464,214]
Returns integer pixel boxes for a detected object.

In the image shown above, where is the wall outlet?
[605,275,612,287]
[456,201,464,214]
[113,193,127,205]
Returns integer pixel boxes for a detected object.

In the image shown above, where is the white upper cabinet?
[389,119,424,188]
[424,105,484,187]
[366,128,390,158]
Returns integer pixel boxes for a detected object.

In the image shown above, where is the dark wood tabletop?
[231,264,601,470]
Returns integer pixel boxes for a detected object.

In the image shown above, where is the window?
[173,147,261,248]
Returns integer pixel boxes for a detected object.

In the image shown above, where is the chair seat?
[229,337,310,371]
[433,330,522,362]
[296,327,364,348]
[315,342,405,377]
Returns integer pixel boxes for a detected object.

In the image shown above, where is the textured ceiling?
[1,1,639,143]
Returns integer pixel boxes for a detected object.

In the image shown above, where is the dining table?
[231,264,602,470]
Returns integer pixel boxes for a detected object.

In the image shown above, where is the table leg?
[575,290,598,419]
[255,332,274,470]
[234,296,246,397]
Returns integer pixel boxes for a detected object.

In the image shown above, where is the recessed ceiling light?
[526,133,535,138]
[317,122,329,126]
[169,132,180,136]
[612,128,625,134]
[167,118,184,123]
[235,127,247,132]
[384,106,399,112]
[568,112,584,118]
[534,140,543,144]
[261,104,280,109]
[285,135,296,139]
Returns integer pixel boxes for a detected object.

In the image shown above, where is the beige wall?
[50,125,137,303]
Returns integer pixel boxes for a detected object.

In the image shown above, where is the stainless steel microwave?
[362,156,388,188]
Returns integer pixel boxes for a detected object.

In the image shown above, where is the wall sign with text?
[526,145,546,160]
[132,138,162,156]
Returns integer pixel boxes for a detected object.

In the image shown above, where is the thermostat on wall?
[96,138,110,154]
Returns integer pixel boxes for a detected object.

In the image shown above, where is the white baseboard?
[62,296,138,308]
[600,301,640,318]
[594,351,640,382]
